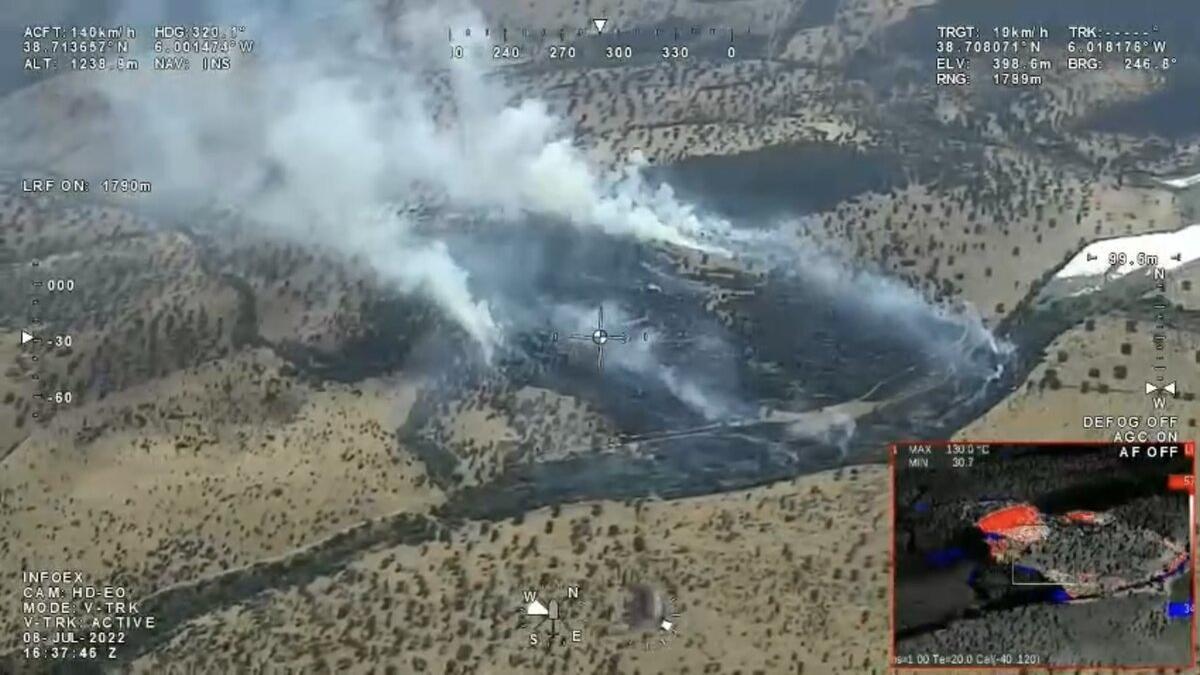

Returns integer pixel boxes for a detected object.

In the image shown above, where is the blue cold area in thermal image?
[1169,558,1188,576]
[1047,587,1071,604]
[1165,601,1193,619]
[1147,555,1190,586]
[924,547,965,568]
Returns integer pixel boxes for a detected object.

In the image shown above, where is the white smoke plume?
[548,301,747,422]
[2,0,731,359]
[729,219,1014,370]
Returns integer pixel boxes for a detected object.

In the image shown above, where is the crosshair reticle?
[568,305,628,371]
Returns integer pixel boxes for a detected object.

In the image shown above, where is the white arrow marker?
[1147,381,1178,395]
[592,18,608,34]
[20,330,33,345]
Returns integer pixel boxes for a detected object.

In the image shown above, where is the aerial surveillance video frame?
[892,441,1196,669]
[1,0,1199,673]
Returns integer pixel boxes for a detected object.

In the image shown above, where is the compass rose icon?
[567,305,628,371]
[516,585,588,648]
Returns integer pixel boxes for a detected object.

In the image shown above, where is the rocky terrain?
[2,0,1199,673]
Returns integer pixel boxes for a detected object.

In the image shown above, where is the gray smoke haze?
[731,220,1013,369]
[1,0,1011,418]
[562,301,751,423]
[3,0,731,360]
